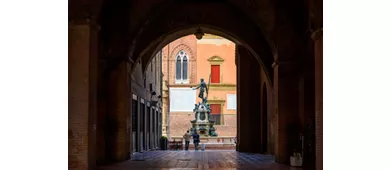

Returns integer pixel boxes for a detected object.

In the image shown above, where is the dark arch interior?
[98,0,275,82]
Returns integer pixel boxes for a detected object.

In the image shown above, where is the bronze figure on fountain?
[192,78,208,104]
[189,77,218,137]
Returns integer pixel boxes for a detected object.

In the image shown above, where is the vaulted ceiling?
[69,0,322,80]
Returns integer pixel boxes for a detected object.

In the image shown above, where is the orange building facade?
[162,35,237,139]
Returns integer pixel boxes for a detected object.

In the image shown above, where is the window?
[175,50,189,84]
[210,104,222,125]
[211,65,220,83]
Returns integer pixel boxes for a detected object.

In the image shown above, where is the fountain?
[190,78,218,137]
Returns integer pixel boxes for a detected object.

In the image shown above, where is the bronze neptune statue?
[192,78,208,103]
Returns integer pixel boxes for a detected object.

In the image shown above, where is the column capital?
[272,59,302,78]
[272,60,300,68]
[311,28,323,41]
[69,15,100,31]
[272,61,279,68]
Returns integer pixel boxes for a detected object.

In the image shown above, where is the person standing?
[192,131,200,151]
[183,130,192,151]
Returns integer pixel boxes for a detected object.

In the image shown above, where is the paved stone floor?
[98,150,303,170]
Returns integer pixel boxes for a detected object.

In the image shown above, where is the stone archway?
[118,1,280,159]
[97,0,305,163]
[136,26,274,83]
[69,0,319,169]
[98,0,277,79]
[132,27,274,154]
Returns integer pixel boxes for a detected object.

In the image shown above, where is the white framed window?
[227,94,237,110]
[175,50,189,84]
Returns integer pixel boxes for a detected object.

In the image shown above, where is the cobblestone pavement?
[98,150,303,170]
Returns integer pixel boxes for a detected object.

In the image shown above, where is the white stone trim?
[226,94,237,110]
[169,88,196,112]
[174,79,189,84]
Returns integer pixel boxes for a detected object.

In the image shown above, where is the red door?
[211,65,220,83]
[210,104,221,114]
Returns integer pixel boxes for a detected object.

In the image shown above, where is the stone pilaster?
[68,17,99,170]
[273,58,302,164]
[236,46,262,153]
[106,61,130,161]
[312,28,323,170]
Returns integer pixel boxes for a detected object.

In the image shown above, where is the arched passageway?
[68,0,323,169]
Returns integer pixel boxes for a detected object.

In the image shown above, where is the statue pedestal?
[170,136,236,150]
[190,103,218,137]
[192,121,210,136]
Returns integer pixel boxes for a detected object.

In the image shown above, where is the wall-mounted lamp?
[194,27,204,40]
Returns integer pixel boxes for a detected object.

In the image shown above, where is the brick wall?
[162,35,197,85]
[69,23,95,170]
[216,114,237,137]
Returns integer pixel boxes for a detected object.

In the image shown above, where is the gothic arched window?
[175,50,189,84]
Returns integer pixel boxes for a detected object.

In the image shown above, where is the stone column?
[97,49,107,165]
[154,108,157,149]
[106,61,130,161]
[127,80,132,158]
[157,109,161,148]
[273,59,302,164]
[162,81,168,136]
[153,107,159,148]
[148,104,152,150]
[161,109,163,147]
[300,33,316,169]
[313,28,323,170]
[150,107,154,149]
[156,109,158,148]
[68,18,99,170]
[236,46,262,153]
[145,103,149,151]
[140,99,146,152]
